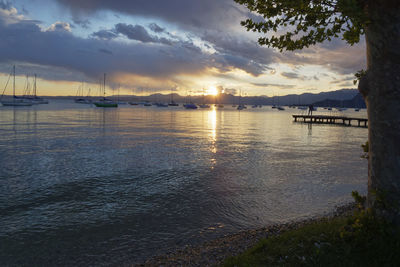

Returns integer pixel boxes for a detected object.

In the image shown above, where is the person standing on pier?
[308,104,314,116]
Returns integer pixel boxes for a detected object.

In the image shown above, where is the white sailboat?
[25,74,49,104]
[94,73,118,108]
[74,82,92,104]
[1,66,33,106]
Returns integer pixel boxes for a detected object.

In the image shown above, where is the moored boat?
[183,103,197,109]
[94,74,118,108]
[1,66,33,106]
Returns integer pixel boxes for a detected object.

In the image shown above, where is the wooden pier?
[292,115,368,127]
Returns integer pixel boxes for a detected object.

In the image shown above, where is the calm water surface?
[0,100,367,265]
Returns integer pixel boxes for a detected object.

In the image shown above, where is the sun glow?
[207,86,218,96]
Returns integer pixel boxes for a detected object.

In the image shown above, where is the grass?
[223,210,400,266]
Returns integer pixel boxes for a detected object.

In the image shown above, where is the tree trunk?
[359,1,400,223]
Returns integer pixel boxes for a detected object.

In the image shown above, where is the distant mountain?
[277,89,360,106]
[216,88,360,106]
[197,88,360,106]
[313,93,366,108]
[40,88,363,106]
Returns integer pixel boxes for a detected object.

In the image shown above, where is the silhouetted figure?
[308,104,314,115]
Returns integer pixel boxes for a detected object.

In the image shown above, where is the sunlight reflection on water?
[0,100,367,265]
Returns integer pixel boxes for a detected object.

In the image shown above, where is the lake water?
[0,100,367,266]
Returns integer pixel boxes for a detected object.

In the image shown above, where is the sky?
[0,0,366,97]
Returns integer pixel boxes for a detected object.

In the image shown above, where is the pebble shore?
[136,203,356,267]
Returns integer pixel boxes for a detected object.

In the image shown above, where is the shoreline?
[136,203,356,266]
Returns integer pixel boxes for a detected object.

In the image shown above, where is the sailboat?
[74,82,92,104]
[183,90,197,109]
[94,73,118,107]
[27,74,49,104]
[168,88,179,106]
[213,91,224,108]
[272,94,277,109]
[237,90,246,110]
[276,95,285,110]
[199,88,210,108]
[116,85,127,105]
[1,66,33,106]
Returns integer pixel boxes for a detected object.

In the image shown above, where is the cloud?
[72,18,90,29]
[251,83,295,89]
[329,76,353,84]
[48,0,277,76]
[0,12,262,86]
[0,1,11,10]
[2,2,278,79]
[0,1,367,93]
[114,23,155,43]
[217,86,237,95]
[47,21,71,32]
[201,31,275,75]
[0,18,195,81]
[281,72,301,80]
[149,23,164,33]
[92,23,174,45]
[52,0,243,31]
[98,48,112,55]
[91,29,118,40]
[0,2,25,23]
[277,39,366,75]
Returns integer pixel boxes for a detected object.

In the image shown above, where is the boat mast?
[13,65,15,99]
[103,73,106,100]
[34,74,37,97]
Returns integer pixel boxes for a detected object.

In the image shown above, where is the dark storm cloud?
[149,23,164,33]
[92,23,173,45]
[1,1,366,84]
[0,16,257,83]
[114,23,155,43]
[53,0,240,30]
[50,0,278,75]
[0,19,200,80]
[55,0,370,79]
[91,29,118,40]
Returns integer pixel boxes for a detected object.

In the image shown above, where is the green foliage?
[352,190,366,209]
[224,201,400,266]
[234,0,369,51]
[354,69,367,85]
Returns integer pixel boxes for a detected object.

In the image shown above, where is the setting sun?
[207,86,218,96]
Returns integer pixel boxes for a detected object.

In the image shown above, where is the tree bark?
[359,1,400,223]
